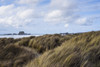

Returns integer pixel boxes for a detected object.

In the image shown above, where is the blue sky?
[0,0,100,34]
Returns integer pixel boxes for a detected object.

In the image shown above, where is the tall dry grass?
[26,31,100,67]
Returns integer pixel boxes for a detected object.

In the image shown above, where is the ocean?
[0,35,39,39]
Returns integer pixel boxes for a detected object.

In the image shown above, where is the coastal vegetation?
[0,31,100,67]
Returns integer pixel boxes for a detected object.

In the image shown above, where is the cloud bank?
[0,0,100,29]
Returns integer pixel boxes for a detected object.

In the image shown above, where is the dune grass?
[26,31,100,67]
[28,34,76,53]
[0,44,38,67]
[14,34,76,54]
[1,31,100,67]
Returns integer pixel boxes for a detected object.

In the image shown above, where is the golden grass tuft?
[26,31,100,67]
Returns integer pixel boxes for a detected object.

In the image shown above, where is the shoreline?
[0,35,40,39]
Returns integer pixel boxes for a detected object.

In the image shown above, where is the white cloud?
[64,24,69,28]
[50,0,77,9]
[0,4,14,16]
[44,0,79,23]
[0,4,35,28]
[44,10,63,22]
[47,10,62,18]
[0,0,99,29]
[17,0,40,5]
[76,18,87,25]
[43,0,100,26]
[75,17,94,25]
[17,9,34,19]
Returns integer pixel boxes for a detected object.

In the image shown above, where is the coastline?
[0,35,40,39]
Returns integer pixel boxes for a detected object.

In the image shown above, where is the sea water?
[0,35,39,39]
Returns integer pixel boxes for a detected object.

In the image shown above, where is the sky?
[0,0,100,34]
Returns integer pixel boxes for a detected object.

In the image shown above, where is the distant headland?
[1,31,31,35]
